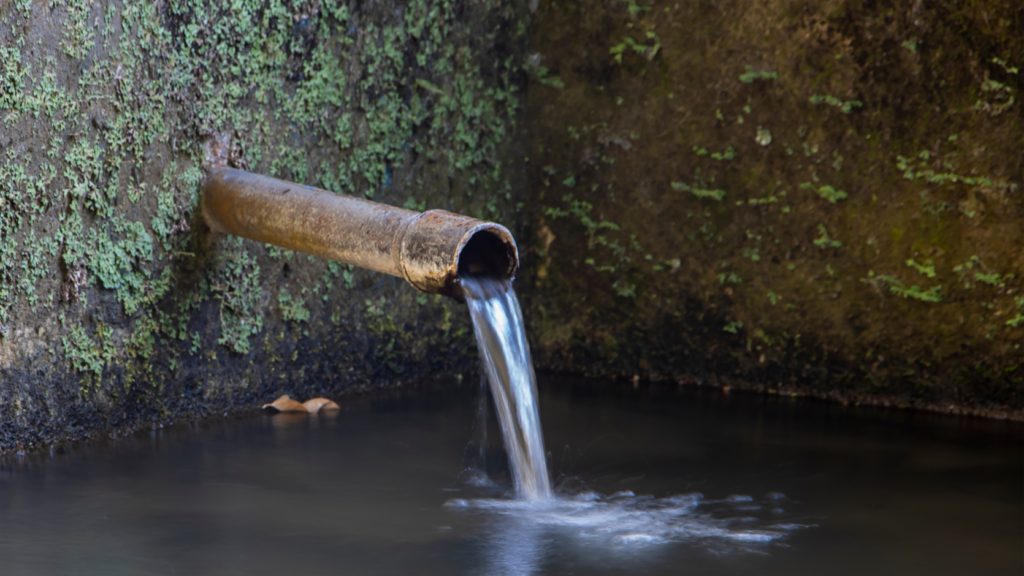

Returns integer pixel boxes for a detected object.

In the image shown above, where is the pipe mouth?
[398,211,519,301]
[447,225,518,302]
[457,227,518,280]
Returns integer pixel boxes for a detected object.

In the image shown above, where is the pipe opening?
[457,229,517,281]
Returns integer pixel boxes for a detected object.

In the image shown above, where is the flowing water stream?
[462,276,551,500]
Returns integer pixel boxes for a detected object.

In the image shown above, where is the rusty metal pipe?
[202,168,518,300]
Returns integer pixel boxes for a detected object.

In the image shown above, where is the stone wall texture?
[521,0,1022,419]
[0,0,531,453]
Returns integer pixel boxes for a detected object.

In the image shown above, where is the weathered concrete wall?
[522,0,1022,418]
[0,0,530,453]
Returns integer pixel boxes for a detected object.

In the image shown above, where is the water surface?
[1,377,1020,575]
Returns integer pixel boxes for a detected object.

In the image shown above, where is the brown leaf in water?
[303,398,340,414]
[261,394,309,413]
[262,394,340,413]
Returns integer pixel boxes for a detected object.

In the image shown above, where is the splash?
[446,490,802,550]
[446,489,806,575]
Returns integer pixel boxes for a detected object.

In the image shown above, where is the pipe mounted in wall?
[202,168,518,301]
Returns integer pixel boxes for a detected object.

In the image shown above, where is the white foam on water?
[445,489,804,552]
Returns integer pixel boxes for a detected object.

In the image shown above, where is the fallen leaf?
[262,394,340,414]
[261,394,309,413]
[303,398,340,414]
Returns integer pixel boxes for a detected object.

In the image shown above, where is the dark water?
[1,377,1020,576]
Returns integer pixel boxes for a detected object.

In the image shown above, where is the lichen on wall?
[0,0,530,452]
[523,0,1022,417]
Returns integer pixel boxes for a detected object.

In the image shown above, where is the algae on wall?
[0,0,530,452]
[523,0,1022,417]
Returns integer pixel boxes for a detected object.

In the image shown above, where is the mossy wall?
[0,0,530,453]
[522,0,1022,417]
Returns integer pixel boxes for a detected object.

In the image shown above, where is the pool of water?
[1,375,1021,575]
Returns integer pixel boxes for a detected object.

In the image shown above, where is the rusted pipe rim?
[454,222,518,285]
[398,211,519,302]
